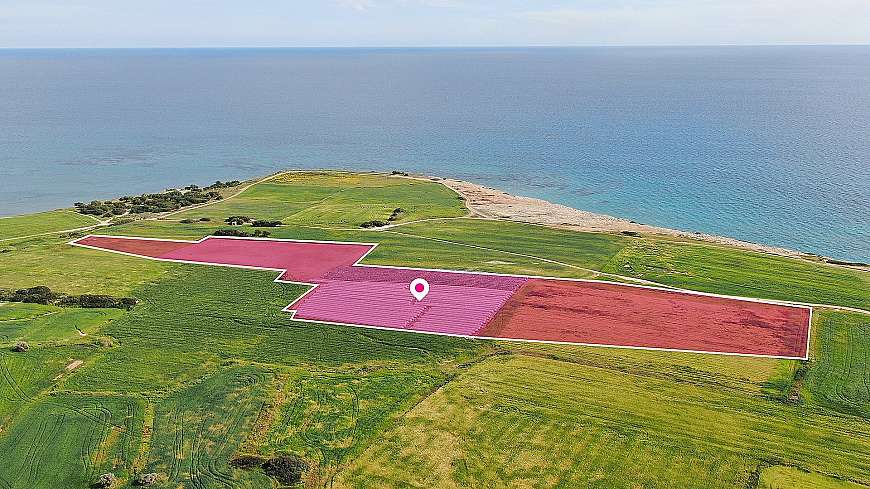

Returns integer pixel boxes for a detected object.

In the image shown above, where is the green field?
[0,171,867,488]
[0,209,100,241]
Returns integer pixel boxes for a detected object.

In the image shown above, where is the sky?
[1,0,869,48]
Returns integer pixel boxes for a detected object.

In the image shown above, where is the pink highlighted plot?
[70,234,812,359]
[290,268,526,335]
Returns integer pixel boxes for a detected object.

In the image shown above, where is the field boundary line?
[71,234,821,359]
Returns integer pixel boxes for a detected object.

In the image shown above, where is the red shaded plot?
[71,235,374,282]
[71,234,811,358]
[73,236,192,258]
[159,237,374,282]
[480,279,811,358]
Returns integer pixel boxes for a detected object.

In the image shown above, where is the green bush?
[251,220,282,227]
[262,454,309,485]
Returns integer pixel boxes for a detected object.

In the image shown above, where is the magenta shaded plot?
[321,265,527,290]
[158,237,374,282]
[290,272,527,336]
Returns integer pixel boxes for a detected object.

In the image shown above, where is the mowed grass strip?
[0,210,99,240]
[338,354,870,489]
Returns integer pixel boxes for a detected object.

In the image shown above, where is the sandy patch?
[66,360,84,371]
[435,177,834,261]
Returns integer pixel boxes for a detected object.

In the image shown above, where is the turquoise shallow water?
[0,47,868,261]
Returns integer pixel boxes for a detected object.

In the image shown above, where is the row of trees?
[224,216,282,227]
[212,229,271,238]
[0,286,137,310]
[74,180,241,217]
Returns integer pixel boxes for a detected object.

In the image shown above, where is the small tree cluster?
[262,454,310,485]
[74,200,127,217]
[12,341,29,352]
[0,286,137,310]
[387,207,404,222]
[212,229,271,238]
[225,216,253,225]
[74,186,225,217]
[204,180,241,190]
[359,220,388,228]
[251,220,283,227]
[94,473,117,488]
[133,472,162,486]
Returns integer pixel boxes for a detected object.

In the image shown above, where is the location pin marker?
[410,278,429,301]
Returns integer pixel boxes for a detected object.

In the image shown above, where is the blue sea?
[1,47,868,261]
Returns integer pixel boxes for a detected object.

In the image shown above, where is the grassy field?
[0,302,124,345]
[0,210,99,240]
[0,170,867,488]
[336,355,870,488]
[759,466,868,489]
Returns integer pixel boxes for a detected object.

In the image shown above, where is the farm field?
[0,170,867,488]
[0,209,99,240]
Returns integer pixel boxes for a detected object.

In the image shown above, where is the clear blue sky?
[2,0,869,48]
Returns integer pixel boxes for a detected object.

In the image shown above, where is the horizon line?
[2,42,870,50]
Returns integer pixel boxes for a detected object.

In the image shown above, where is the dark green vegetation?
[74,180,240,217]
[212,228,272,238]
[1,285,137,309]
[0,170,867,488]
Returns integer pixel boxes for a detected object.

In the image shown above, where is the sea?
[0,46,868,262]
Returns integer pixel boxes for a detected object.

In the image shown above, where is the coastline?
[419,175,865,268]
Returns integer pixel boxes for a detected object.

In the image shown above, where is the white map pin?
[410,278,430,301]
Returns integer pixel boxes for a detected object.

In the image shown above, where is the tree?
[262,454,309,485]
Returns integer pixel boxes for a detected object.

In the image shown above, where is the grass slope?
[0,171,867,488]
[0,210,98,240]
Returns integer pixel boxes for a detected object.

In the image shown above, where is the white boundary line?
[69,234,813,360]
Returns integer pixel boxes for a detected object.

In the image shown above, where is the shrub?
[4,286,136,310]
[133,472,162,486]
[12,286,57,304]
[224,216,253,225]
[198,217,212,222]
[212,229,270,238]
[387,207,405,222]
[390,170,409,176]
[230,454,267,469]
[251,220,282,227]
[262,454,309,485]
[73,186,223,216]
[12,341,29,353]
[360,220,388,228]
[179,219,195,224]
[94,473,117,488]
